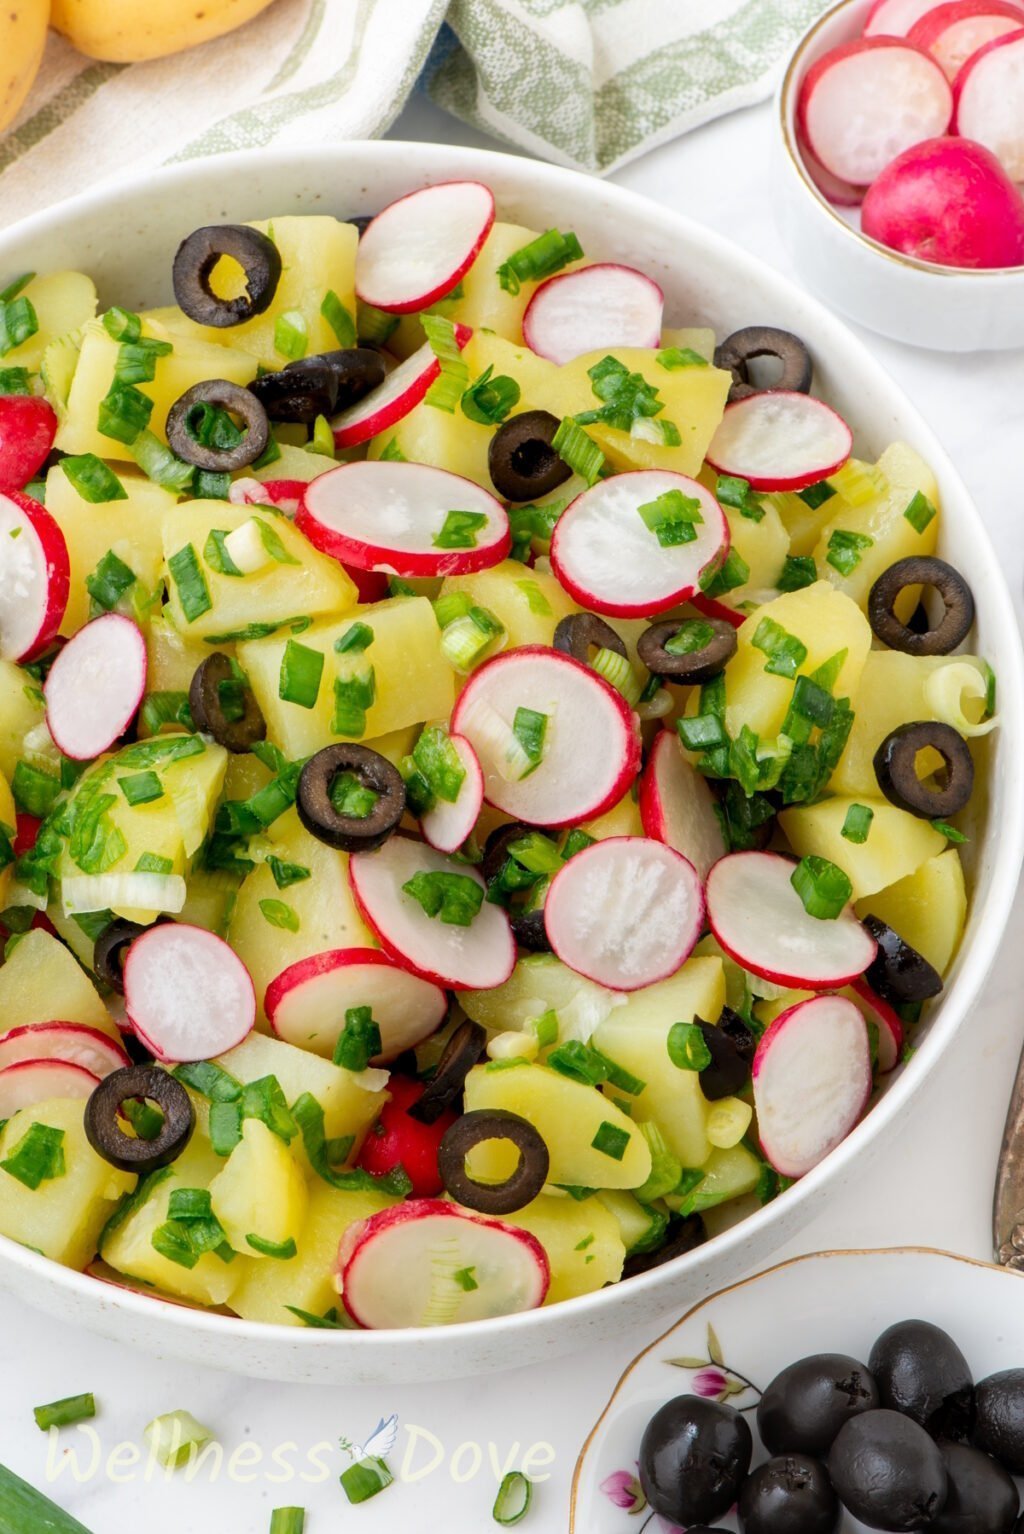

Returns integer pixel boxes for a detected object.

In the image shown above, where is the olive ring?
[296,744,406,852]
[553,612,626,666]
[93,918,149,996]
[873,720,974,820]
[189,652,266,754]
[488,410,572,502]
[714,326,813,403]
[84,1065,195,1174]
[408,1020,486,1126]
[172,224,282,329]
[638,618,738,684]
[438,1108,550,1216]
[166,379,270,472]
[868,556,975,657]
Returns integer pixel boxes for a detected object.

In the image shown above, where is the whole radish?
[356,1076,456,1198]
[861,136,1024,268]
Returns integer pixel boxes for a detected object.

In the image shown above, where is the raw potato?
[499,1191,624,1304]
[441,560,577,650]
[0,0,47,134]
[51,0,278,63]
[856,848,967,977]
[0,929,121,1042]
[779,796,946,901]
[209,1118,308,1255]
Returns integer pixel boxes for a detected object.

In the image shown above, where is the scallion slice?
[777,554,817,592]
[493,1470,533,1525]
[512,706,547,777]
[143,1410,214,1470]
[279,639,324,709]
[168,543,212,623]
[439,607,504,673]
[413,723,466,804]
[333,1005,382,1071]
[825,528,873,577]
[270,1509,305,1534]
[321,289,356,347]
[715,473,764,522]
[904,490,938,534]
[259,898,300,932]
[0,1121,65,1188]
[117,770,163,807]
[61,455,127,505]
[356,300,399,347]
[591,645,641,705]
[591,1120,630,1161]
[0,294,38,356]
[102,307,141,343]
[274,310,308,361]
[751,616,808,679]
[667,1021,712,1072]
[461,364,520,425]
[551,417,604,485]
[790,855,852,920]
[636,488,703,548]
[33,1394,96,1433]
[130,428,195,493]
[497,227,583,294]
[422,313,470,413]
[699,547,749,598]
[656,345,708,370]
[97,382,153,446]
[245,1233,298,1259]
[433,509,488,550]
[841,803,874,844]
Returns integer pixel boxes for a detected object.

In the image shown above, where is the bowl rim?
[0,136,1021,1360]
[778,0,1024,279]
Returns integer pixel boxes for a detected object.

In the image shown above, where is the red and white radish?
[44,613,147,761]
[801,145,867,206]
[544,836,703,992]
[706,851,877,989]
[0,395,57,493]
[331,324,472,449]
[549,470,729,617]
[356,1076,455,1198]
[421,733,484,854]
[522,263,664,366]
[798,39,953,185]
[265,947,448,1062]
[452,646,641,829]
[639,728,727,880]
[706,392,852,493]
[123,923,256,1063]
[865,0,971,32]
[0,1057,100,1117]
[862,136,1024,267]
[690,592,746,630]
[338,1199,549,1328]
[0,489,69,663]
[753,994,872,1178]
[297,459,509,578]
[953,28,1024,183]
[228,477,307,516]
[0,1023,129,1078]
[909,0,1024,75]
[849,978,905,1073]
[355,181,495,314]
[350,838,515,992]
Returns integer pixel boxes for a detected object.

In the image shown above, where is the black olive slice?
[408,1020,487,1125]
[489,410,572,502]
[873,720,974,819]
[553,613,627,666]
[511,909,551,953]
[638,618,737,684]
[348,215,374,237]
[714,326,813,403]
[248,348,386,425]
[869,556,975,656]
[481,822,536,885]
[93,917,149,995]
[166,379,269,472]
[172,224,282,328]
[622,1214,707,1279]
[85,1065,195,1173]
[296,743,405,852]
[188,652,266,753]
[697,1009,756,1101]
[438,1108,549,1215]
[862,915,943,1004]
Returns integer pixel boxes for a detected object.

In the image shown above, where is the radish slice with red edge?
[706,392,852,493]
[0,1057,100,1116]
[228,477,307,516]
[865,0,981,31]
[550,470,729,617]
[0,395,57,493]
[800,145,867,206]
[265,947,448,1062]
[522,263,664,366]
[639,728,726,880]
[338,1198,549,1327]
[0,1023,129,1078]
[452,645,641,829]
[544,836,703,991]
[44,613,147,761]
[350,838,515,991]
[0,489,70,662]
[355,182,495,314]
[850,977,904,1074]
[123,923,256,1063]
[753,994,872,1177]
[421,733,484,854]
[706,850,877,989]
[909,0,1024,75]
[690,593,746,630]
[331,325,472,449]
[297,459,510,578]
[953,28,1024,181]
[798,38,953,185]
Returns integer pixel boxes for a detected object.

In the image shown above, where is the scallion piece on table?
[339,1456,394,1505]
[143,1410,214,1469]
[0,1464,97,1533]
[270,1510,305,1534]
[493,1469,533,1525]
[33,1393,96,1432]
[790,855,853,920]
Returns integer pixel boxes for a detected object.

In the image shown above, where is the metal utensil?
[994,1050,1024,1268]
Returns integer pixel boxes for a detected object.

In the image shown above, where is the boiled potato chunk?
[0,658,45,782]
[813,442,939,613]
[0,929,120,1041]
[719,497,788,609]
[665,1143,762,1216]
[856,849,967,977]
[458,952,626,1043]
[462,1062,651,1190]
[144,613,212,699]
[0,767,14,909]
[369,395,494,489]
[0,1099,134,1268]
[453,222,586,342]
[500,1191,624,1304]
[441,560,576,650]
[4,271,97,373]
[209,1118,308,1256]
[582,789,644,841]
[779,796,946,901]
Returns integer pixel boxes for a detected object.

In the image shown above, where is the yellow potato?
[209,1118,307,1255]
[499,1192,624,1305]
[780,796,946,901]
[856,848,967,977]
[0,0,47,134]
[0,767,14,909]
[0,929,120,1041]
[441,560,577,651]
[51,0,277,63]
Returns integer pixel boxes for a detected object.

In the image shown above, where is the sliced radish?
[690,592,746,629]
[706,851,877,989]
[800,145,867,206]
[639,729,726,880]
[0,489,70,663]
[44,613,147,761]
[753,994,872,1178]
[866,0,966,32]
[0,1057,100,1117]
[122,923,255,1063]
[0,395,57,494]
[706,393,852,493]
[349,838,515,991]
[338,1198,549,1328]
[521,264,664,366]
[265,947,448,1062]
[549,471,729,617]
[798,39,953,185]
[228,477,307,516]
[544,836,703,992]
[452,646,641,829]
[850,978,904,1074]
[331,325,472,449]
[355,182,495,314]
[297,460,509,578]
[0,1023,129,1078]
[909,0,1024,74]
[421,734,485,854]
[953,28,1024,181]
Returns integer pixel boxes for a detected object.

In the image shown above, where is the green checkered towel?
[0,0,830,223]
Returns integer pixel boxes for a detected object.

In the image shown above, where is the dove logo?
[338,1415,400,1503]
[345,1414,400,1464]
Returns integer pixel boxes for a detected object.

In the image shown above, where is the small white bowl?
[775,0,1024,351]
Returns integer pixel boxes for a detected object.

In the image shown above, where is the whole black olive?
[172,224,282,328]
[552,612,626,666]
[407,1020,485,1126]
[622,1214,706,1279]
[873,721,974,820]
[829,1410,948,1529]
[639,1395,752,1525]
[296,744,406,852]
[697,1010,755,1102]
[869,558,975,658]
[248,348,385,424]
[932,1441,1019,1533]
[489,410,572,502]
[862,916,943,1006]
[166,378,269,472]
[714,326,813,402]
[974,1370,1024,1474]
[638,617,738,685]
[758,1352,880,1458]
[870,1320,974,1439]
[738,1453,839,1534]
[189,652,266,754]
[438,1109,549,1215]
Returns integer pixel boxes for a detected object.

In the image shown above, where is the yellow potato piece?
[0,929,120,1041]
[0,658,45,783]
[209,1118,308,1256]
[51,0,277,64]
[498,1191,624,1305]
[856,848,967,977]
[780,796,946,901]
[0,767,14,909]
[6,271,97,374]
[441,560,577,650]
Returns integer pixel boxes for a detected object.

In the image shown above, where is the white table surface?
[3,90,1023,1534]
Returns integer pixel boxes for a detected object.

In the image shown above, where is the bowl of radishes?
[776,0,1024,349]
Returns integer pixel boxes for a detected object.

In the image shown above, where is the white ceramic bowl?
[775,0,1024,351]
[0,141,1020,1384]
[572,1247,1024,1530]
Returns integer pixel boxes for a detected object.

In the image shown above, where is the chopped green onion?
[507,832,562,875]
[699,547,749,598]
[0,272,33,304]
[86,549,136,613]
[453,1265,478,1291]
[270,1509,305,1534]
[0,366,32,394]
[130,428,195,493]
[515,579,552,616]
[422,313,470,412]
[279,639,324,709]
[135,853,173,875]
[547,1040,644,1095]
[321,290,356,347]
[798,480,836,510]
[0,294,38,356]
[551,417,604,485]
[245,1233,297,1259]
[665,619,715,656]
[825,528,873,577]
[461,365,521,425]
[332,665,375,738]
[172,1059,242,1103]
[102,307,141,343]
[637,487,703,547]
[439,606,504,672]
[931,818,967,844]
[274,310,308,361]
[434,508,488,549]
[330,770,378,819]
[285,1305,352,1329]
[356,300,399,347]
[575,354,665,434]
[379,436,405,462]
[259,898,300,932]
[591,1121,630,1162]
[790,855,852,919]
[242,1075,297,1144]
[333,1005,382,1071]
[33,1393,96,1432]
[677,711,728,753]
[267,856,311,889]
[841,803,874,844]
[402,869,483,926]
[117,770,163,807]
[512,706,547,776]
[97,382,153,445]
[591,645,641,705]
[413,723,466,804]
[633,1120,683,1203]
[143,1410,214,1470]
[778,554,818,592]
[12,760,60,818]
[657,346,708,369]
[493,1470,533,1525]
[667,1021,712,1072]
[497,228,583,294]
[752,616,808,679]
[340,1457,393,1505]
[0,1122,65,1188]
[113,337,172,386]
[61,455,127,504]
[716,474,764,522]
[140,691,193,734]
[168,544,211,623]
[904,490,938,534]
[531,1010,559,1048]
[508,498,567,560]
[334,620,375,654]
